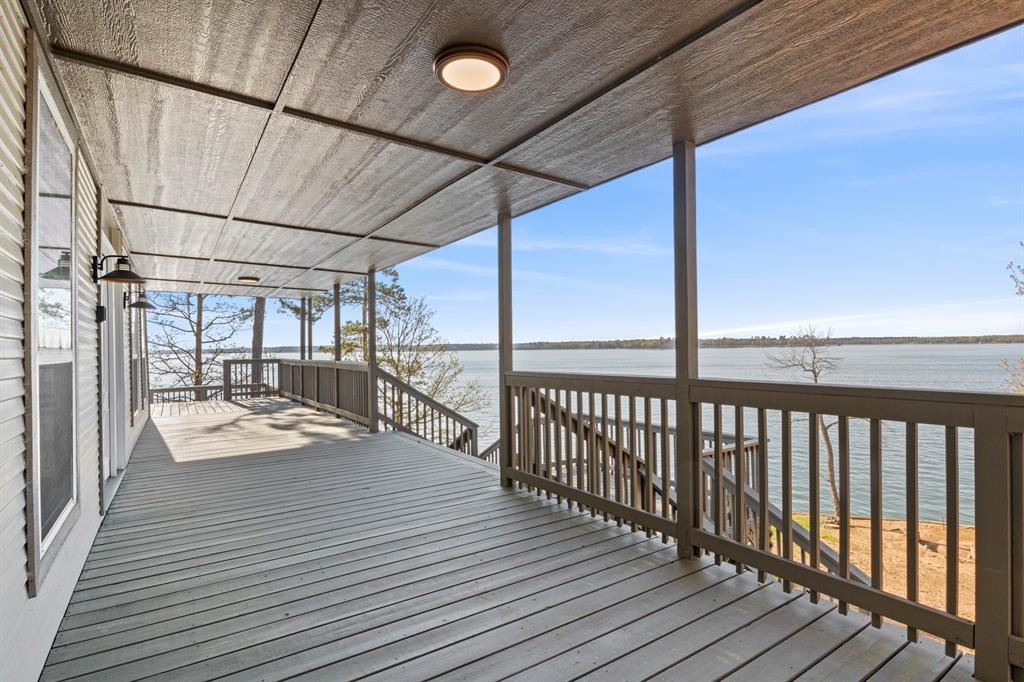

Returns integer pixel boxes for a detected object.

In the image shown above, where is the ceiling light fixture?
[238,275,260,284]
[433,45,508,93]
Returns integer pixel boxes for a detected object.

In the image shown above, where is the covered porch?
[42,399,972,681]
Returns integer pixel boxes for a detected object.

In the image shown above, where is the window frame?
[24,53,81,596]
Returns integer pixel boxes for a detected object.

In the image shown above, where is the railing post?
[223,360,233,401]
[498,211,513,487]
[367,268,379,432]
[673,139,699,559]
[975,407,1013,681]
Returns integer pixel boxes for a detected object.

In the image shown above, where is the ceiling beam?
[50,45,275,110]
[133,251,367,276]
[109,198,440,248]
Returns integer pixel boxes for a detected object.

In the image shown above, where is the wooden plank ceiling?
[34,0,1024,298]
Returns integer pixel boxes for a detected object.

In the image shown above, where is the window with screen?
[33,91,76,547]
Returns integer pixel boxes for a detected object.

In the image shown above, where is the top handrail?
[377,367,480,429]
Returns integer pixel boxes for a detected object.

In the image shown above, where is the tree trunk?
[299,297,306,360]
[361,288,368,362]
[819,414,841,523]
[333,282,341,361]
[195,294,205,400]
[252,297,265,395]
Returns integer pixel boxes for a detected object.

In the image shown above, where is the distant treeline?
[235,334,1024,354]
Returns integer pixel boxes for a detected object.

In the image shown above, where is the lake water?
[452,344,1022,524]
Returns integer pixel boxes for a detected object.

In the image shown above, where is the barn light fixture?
[238,275,260,284]
[92,255,145,284]
[433,46,508,93]
[124,288,157,310]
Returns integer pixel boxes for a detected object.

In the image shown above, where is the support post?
[974,408,1012,681]
[673,140,699,559]
[367,268,379,432]
[333,282,341,361]
[498,212,514,487]
[299,297,306,360]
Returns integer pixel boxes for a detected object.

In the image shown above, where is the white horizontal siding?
[0,4,106,678]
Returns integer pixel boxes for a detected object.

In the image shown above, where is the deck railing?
[148,385,223,402]
[278,359,372,426]
[506,370,1024,678]
[223,358,280,400]
[377,368,479,456]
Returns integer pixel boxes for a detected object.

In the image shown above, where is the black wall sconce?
[92,255,145,284]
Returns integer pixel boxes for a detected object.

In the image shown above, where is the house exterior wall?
[0,2,148,678]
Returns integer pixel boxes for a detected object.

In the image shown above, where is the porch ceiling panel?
[233,116,476,236]
[220,220,358,269]
[374,167,577,245]
[53,59,268,213]
[282,0,747,159]
[502,0,1024,186]
[37,0,319,102]
[113,204,222,259]
[315,239,435,275]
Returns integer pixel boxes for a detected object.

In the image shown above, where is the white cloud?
[703,298,1023,338]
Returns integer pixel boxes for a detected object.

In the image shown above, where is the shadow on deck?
[42,399,973,681]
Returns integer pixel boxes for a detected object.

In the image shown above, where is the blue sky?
[260,26,1023,347]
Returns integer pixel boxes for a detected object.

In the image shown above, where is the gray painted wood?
[40,399,983,681]
[38,0,319,103]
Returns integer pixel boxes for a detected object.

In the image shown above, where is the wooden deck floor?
[43,398,974,681]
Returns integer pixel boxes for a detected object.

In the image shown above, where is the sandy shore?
[793,514,976,622]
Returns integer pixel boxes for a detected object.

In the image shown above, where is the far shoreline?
[252,335,1024,354]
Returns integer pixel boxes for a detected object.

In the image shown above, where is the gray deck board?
[42,398,975,681]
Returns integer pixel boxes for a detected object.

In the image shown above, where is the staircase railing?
[376,368,479,456]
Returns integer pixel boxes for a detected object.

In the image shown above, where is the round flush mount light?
[238,275,260,284]
[433,45,508,93]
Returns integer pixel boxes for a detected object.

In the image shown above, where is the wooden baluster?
[543,388,552,498]
[870,418,883,627]
[839,416,850,614]
[809,412,820,603]
[782,410,792,592]
[661,397,671,542]
[602,393,610,521]
[557,387,565,499]
[757,408,768,581]
[643,398,654,536]
[629,396,638,531]
[588,391,597,516]
[565,390,574,504]
[713,403,724,565]
[944,425,958,655]
[614,395,624,526]
[575,390,585,510]
[906,422,919,642]
[734,406,746,572]
[534,389,543,497]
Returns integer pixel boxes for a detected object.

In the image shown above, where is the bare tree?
[147,293,252,391]
[1005,243,1024,393]
[1009,241,1024,297]
[340,269,488,417]
[767,326,842,523]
